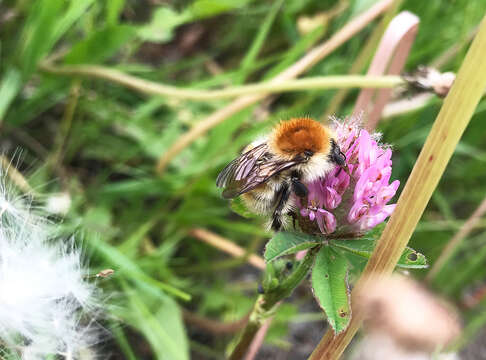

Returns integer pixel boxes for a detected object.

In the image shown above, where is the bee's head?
[270,118,331,160]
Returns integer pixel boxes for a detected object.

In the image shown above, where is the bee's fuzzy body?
[216,118,346,231]
[241,173,295,230]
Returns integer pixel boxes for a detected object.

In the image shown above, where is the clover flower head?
[298,117,400,236]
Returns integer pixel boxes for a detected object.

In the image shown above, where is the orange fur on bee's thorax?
[269,118,331,159]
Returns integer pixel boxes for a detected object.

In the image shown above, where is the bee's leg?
[271,183,290,231]
[291,170,308,198]
[330,142,350,176]
[330,140,346,166]
[287,211,297,230]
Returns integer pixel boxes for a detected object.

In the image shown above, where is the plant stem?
[229,246,321,360]
[190,228,265,269]
[0,155,35,195]
[309,14,486,360]
[49,78,81,168]
[243,319,272,360]
[41,63,402,100]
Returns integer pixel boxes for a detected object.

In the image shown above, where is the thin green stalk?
[49,78,80,168]
[41,63,402,100]
[235,0,283,84]
[111,325,138,360]
[228,246,321,360]
[309,14,486,360]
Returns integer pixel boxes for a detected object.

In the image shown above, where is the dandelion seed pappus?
[216,118,346,231]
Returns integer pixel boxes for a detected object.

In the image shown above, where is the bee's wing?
[216,143,268,192]
[227,159,300,197]
[216,143,301,199]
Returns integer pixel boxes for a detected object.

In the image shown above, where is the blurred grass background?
[1,0,486,359]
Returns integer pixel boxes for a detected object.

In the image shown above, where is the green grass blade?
[0,69,22,122]
[89,235,191,301]
[64,25,136,64]
[235,0,283,84]
[122,282,189,360]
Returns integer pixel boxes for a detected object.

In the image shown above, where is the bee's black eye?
[304,150,314,157]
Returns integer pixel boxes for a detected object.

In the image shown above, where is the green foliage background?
[1,0,486,358]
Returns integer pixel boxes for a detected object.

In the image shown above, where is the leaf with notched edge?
[330,239,427,269]
[397,247,428,269]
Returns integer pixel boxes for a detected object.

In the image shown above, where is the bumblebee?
[216,118,345,230]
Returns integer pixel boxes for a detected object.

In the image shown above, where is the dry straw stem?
[155,0,394,174]
[426,196,486,283]
[0,155,35,195]
[41,63,402,100]
[309,14,486,360]
[189,228,265,270]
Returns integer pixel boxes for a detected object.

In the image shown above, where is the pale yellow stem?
[41,63,402,100]
[189,228,265,270]
[309,14,486,360]
[0,156,35,195]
